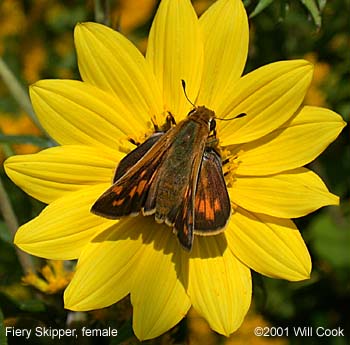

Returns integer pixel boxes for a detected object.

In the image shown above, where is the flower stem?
[0,176,35,273]
[0,57,44,134]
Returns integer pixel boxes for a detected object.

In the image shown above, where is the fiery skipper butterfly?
[91,86,234,250]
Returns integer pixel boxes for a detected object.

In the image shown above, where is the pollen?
[222,149,243,187]
[116,137,135,154]
[116,131,152,154]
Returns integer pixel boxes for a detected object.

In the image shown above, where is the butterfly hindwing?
[194,149,231,234]
[171,141,208,251]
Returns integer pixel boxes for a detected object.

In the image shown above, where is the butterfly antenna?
[216,112,247,121]
[181,80,196,108]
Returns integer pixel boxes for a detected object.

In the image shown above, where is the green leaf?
[17,300,47,313]
[317,0,327,11]
[0,308,8,345]
[0,134,53,148]
[299,0,322,27]
[308,212,350,269]
[0,292,46,313]
[250,0,275,18]
[0,221,12,244]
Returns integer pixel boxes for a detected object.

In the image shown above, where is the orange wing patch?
[194,150,231,234]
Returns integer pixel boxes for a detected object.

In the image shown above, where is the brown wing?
[173,184,195,251]
[194,149,231,234]
[91,132,173,219]
[91,149,165,218]
[113,132,164,183]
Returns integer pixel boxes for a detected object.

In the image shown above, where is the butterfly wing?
[194,149,231,234]
[173,177,196,251]
[91,133,170,219]
[113,132,164,183]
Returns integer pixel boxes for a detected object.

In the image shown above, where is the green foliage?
[249,0,328,26]
[0,308,8,345]
[250,0,275,18]
[300,0,322,26]
[0,221,12,244]
[0,134,53,148]
[309,212,350,269]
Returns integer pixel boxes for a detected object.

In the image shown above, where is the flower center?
[221,148,242,188]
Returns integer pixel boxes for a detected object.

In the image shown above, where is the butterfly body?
[91,106,231,251]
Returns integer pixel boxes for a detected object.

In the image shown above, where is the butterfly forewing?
[91,133,170,218]
[113,132,164,183]
[174,184,195,250]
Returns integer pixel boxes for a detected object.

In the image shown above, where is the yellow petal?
[131,220,190,340]
[218,60,313,145]
[234,106,346,175]
[14,184,115,260]
[146,0,203,120]
[187,235,251,336]
[30,80,145,149]
[65,217,147,311]
[197,0,248,109]
[230,167,339,218]
[4,145,119,204]
[74,22,163,126]
[227,208,311,281]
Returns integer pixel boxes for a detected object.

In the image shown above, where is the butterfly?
[91,105,231,251]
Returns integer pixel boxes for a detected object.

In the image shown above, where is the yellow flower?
[0,112,42,162]
[303,52,330,107]
[0,0,26,38]
[4,0,345,340]
[22,260,73,294]
[22,40,47,84]
[112,0,157,34]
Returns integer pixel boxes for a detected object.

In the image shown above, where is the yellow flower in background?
[22,40,47,84]
[113,0,157,34]
[0,0,26,55]
[303,52,330,107]
[0,113,42,162]
[22,260,73,294]
[192,0,216,15]
[0,0,26,37]
[4,0,346,340]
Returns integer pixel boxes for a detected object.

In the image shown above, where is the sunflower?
[4,0,345,340]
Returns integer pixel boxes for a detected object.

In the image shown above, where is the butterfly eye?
[209,119,216,132]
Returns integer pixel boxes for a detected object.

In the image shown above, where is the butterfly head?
[188,106,216,131]
[181,79,216,132]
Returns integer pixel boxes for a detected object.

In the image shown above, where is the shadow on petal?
[90,214,228,291]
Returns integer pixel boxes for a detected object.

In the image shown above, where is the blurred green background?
[0,0,349,344]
